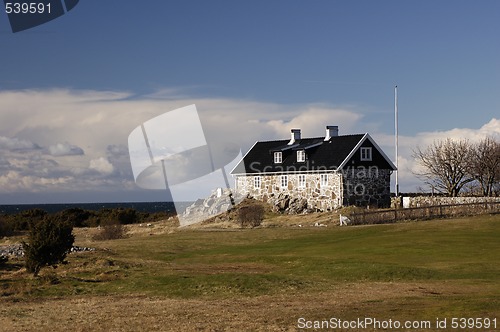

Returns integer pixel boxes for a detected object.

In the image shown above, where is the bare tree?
[413,138,475,197]
[470,137,500,197]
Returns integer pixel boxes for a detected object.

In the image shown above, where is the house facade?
[231,126,396,211]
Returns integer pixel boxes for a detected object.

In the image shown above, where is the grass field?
[1,214,499,331]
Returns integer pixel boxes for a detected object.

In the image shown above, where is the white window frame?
[298,174,306,188]
[280,175,288,188]
[274,151,282,163]
[254,176,261,189]
[360,147,372,161]
[297,150,305,162]
[320,174,328,187]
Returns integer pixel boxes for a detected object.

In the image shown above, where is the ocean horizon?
[0,201,193,215]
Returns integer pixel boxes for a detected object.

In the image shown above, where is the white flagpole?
[395,85,399,196]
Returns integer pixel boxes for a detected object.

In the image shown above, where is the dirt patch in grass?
[169,262,273,275]
[0,281,497,331]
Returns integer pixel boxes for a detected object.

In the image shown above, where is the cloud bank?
[0,88,497,203]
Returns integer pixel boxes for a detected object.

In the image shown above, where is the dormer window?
[297,150,305,162]
[360,147,372,161]
[274,151,282,163]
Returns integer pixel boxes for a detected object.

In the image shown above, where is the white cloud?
[0,170,71,192]
[263,105,362,138]
[48,142,85,157]
[0,136,39,151]
[0,88,497,200]
[89,157,114,175]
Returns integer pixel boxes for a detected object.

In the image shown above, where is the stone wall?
[400,196,500,208]
[342,168,392,208]
[235,172,343,211]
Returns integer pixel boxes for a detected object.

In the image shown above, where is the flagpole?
[395,85,399,197]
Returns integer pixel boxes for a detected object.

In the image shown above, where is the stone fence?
[392,196,500,208]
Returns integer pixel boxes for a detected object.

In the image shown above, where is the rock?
[179,188,241,226]
[339,214,351,226]
[0,244,95,257]
[264,193,308,214]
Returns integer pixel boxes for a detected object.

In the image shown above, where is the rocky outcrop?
[264,193,310,214]
[180,188,241,226]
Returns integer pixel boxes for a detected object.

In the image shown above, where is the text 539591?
[5,2,51,14]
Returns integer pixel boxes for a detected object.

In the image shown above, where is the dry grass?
[1,212,499,331]
[1,282,492,332]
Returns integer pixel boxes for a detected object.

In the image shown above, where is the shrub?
[19,209,48,230]
[95,208,137,226]
[114,208,137,225]
[238,205,264,228]
[22,218,74,276]
[54,208,94,227]
[93,219,124,241]
[0,255,7,268]
[0,216,15,237]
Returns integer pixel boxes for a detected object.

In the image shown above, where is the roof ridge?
[255,133,364,143]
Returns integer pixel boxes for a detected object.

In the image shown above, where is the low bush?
[238,205,264,228]
[53,208,95,227]
[0,255,7,268]
[0,216,15,237]
[93,219,125,240]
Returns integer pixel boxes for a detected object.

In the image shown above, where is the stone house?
[230,126,397,211]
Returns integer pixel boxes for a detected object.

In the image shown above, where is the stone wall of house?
[235,172,343,211]
[342,168,392,208]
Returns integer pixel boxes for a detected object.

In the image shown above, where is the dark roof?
[231,133,397,175]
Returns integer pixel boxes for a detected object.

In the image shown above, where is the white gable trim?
[366,133,397,170]
[337,133,396,170]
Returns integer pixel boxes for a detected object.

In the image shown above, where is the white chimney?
[324,125,338,141]
[288,129,301,145]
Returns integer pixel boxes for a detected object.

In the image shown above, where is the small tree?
[470,137,500,197]
[23,218,74,276]
[413,138,475,197]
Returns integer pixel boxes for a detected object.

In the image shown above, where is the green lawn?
[2,214,499,326]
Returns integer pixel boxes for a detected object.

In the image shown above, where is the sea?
[0,202,192,215]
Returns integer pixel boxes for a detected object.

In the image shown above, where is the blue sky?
[0,1,499,204]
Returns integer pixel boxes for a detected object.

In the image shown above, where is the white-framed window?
[297,150,305,162]
[298,174,306,188]
[320,174,328,187]
[280,175,288,188]
[254,176,261,189]
[274,151,282,163]
[360,147,372,161]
